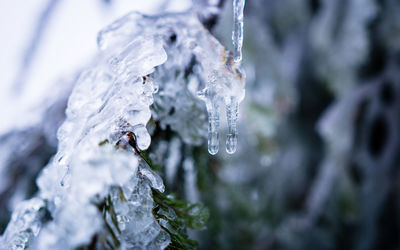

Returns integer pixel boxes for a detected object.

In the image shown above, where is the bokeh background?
[1,0,399,249]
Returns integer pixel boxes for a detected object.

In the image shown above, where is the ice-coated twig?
[198,87,221,155]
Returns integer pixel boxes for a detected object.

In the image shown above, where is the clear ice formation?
[198,0,246,155]
[1,15,169,250]
[36,32,168,248]
[233,0,246,63]
[0,6,246,250]
[99,10,245,155]
[0,198,46,249]
[226,0,245,154]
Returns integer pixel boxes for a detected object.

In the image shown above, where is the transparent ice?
[0,198,46,250]
[232,0,246,63]
[0,3,246,249]
[1,14,168,250]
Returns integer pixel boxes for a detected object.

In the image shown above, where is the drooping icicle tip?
[224,0,245,154]
[205,0,245,155]
[200,0,246,155]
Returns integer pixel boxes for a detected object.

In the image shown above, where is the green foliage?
[152,190,209,249]
[130,130,210,249]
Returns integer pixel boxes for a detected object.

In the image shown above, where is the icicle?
[226,96,238,154]
[196,0,246,155]
[224,0,245,154]
[208,100,220,155]
[232,0,245,63]
[198,87,220,155]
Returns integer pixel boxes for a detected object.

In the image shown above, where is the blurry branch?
[194,0,226,31]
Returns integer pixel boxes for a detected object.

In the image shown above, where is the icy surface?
[99,11,246,154]
[1,13,168,250]
[32,27,169,248]
[0,198,46,250]
[1,6,246,249]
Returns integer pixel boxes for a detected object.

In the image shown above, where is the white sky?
[0,0,191,134]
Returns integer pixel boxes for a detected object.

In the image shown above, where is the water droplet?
[133,125,151,150]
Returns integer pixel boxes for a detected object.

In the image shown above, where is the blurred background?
[0,0,400,249]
